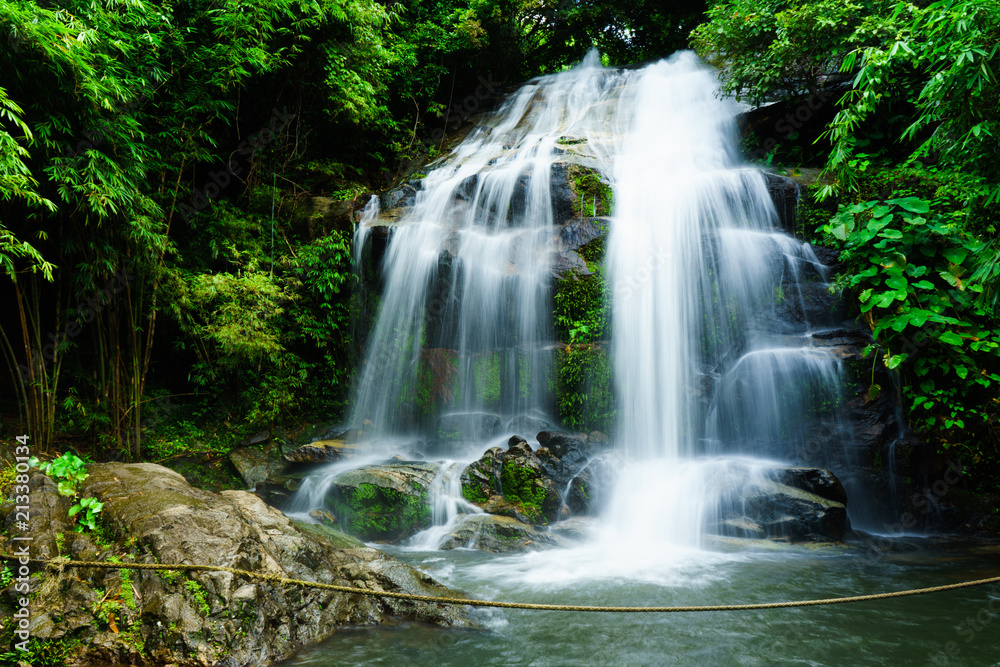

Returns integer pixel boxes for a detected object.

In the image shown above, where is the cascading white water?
[351,51,620,437]
[602,52,859,548]
[331,50,875,557]
[408,461,483,549]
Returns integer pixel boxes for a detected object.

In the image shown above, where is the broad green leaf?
[885,276,907,290]
[886,197,929,213]
[943,248,967,265]
[938,331,963,346]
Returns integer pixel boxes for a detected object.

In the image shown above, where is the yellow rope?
[2,553,998,612]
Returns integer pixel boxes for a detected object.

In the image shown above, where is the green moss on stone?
[499,462,547,523]
[567,164,613,217]
[555,343,615,432]
[462,483,489,504]
[472,351,502,407]
[328,482,430,541]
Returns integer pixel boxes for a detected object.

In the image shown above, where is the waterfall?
[351,51,622,439]
[603,53,862,546]
[341,50,876,551]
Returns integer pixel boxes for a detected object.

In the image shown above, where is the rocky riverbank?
[0,463,474,667]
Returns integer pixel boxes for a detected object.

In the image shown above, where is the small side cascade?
[408,461,483,549]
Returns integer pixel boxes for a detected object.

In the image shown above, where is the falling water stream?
[280,52,1000,665]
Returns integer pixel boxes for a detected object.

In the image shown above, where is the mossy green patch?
[555,343,615,432]
[472,351,502,407]
[554,270,607,343]
[462,484,489,504]
[499,462,548,524]
[328,482,430,541]
[567,164,613,217]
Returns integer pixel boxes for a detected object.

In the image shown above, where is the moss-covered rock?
[566,164,613,218]
[460,439,561,525]
[326,463,439,541]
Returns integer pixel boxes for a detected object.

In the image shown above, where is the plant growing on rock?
[29,452,104,532]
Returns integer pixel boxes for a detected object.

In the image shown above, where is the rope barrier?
[3,553,999,613]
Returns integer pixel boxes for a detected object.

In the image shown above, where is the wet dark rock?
[550,162,575,223]
[557,218,607,253]
[763,173,800,234]
[253,469,312,507]
[326,462,441,541]
[535,431,601,460]
[283,439,359,463]
[461,444,561,524]
[773,467,848,505]
[721,480,849,542]
[0,463,473,667]
[238,429,272,448]
[379,179,422,210]
[507,435,530,449]
[551,249,592,278]
[440,514,567,552]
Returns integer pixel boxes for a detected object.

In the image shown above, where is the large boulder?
[229,442,287,489]
[0,463,473,667]
[718,478,849,542]
[283,439,359,464]
[461,437,574,524]
[326,462,440,541]
[772,466,848,505]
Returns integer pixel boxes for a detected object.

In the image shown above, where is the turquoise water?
[280,540,1000,666]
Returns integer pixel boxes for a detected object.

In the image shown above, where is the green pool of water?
[280,539,1000,666]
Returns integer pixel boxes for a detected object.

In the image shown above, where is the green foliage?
[551,0,706,66]
[556,344,616,432]
[820,189,1000,466]
[570,167,613,217]
[31,452,87,497]
[328,482,430,540]
[499,461,547,523]
[820,0,1000,200]
[554,271,607,344]
[0,637,81,667]
[68,496,105,532]
[30,452,105,531]
[184,578,212,616]
[692,0,893,105]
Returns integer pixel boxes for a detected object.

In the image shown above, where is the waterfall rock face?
[0,464,473,667]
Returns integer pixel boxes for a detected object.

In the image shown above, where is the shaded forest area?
[1,0,998,508]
